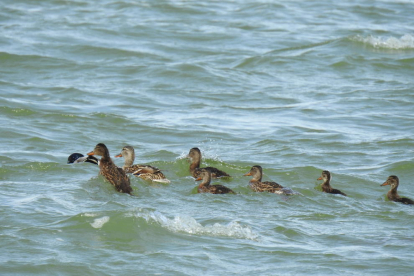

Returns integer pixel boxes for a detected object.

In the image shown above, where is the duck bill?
[380,182,389,186]
[317,177,322,180]
[87,151,95,156]
[243,172,252,176]
[195,177,202,181]
[115,154,122,158]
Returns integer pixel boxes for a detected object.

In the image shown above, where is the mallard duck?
[87,143,133,194]
[67,153,99,165]
[195,169,235,194]
[243,165,288,193]
[187,147,230,178]
[317,170,346,196]
[115,145,170,183]
[381,175,413,205]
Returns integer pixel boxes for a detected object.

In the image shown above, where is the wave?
[351,34,414,49]
[83,210,257,240]
[90,216,110,228]
[142,211,257,240]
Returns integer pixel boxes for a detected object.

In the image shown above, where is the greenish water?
[1,0,414,275]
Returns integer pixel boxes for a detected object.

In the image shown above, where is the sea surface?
[1,0,414,275]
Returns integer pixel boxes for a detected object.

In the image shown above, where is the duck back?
[193,167,230,178]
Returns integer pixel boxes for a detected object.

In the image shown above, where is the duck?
[87,143,133,194]
[67,153,99,165]
[187,147,230,178]
[317,170,346,196]
[195,169,235,194]
[115,145,170,183]
[243,165,290,194]
[381,175,413,205]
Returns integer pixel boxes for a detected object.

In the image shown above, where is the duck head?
[244,165,263,182]
[115,145,135,167]
[188,147,201,161]
[381,175,399,189]
[195,168,211,185]
[317,170,331,183]
[88,143,110,159]
[67,153,85,164]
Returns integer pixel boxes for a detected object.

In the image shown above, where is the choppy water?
[1,0,414,275]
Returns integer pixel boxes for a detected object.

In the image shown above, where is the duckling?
[317,170,346,196]
[243,165,286,193]
[88,143,132,194]
[195,169,235,194]
[115,145,170,183]
[188,147,230,178]
[381,175,413,205]
[67,153,99,165]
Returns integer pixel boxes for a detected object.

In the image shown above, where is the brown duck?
[115,145,170,183]
[381,175,413,205]
[317,170,346,196]
[188,147,230,178]
[88,143,133,194]
[243,165,284,193]
[195,169,235,194]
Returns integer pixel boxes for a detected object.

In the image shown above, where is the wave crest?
[90,216,110,229]
[143,211,257,240]
[352,34,414,49]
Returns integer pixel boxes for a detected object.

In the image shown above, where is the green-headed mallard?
[68,152,99,165]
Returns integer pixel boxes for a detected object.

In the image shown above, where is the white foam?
[352,34,414,49]
[90,216,110,229]
[82,213,98,217]
[152,178,171,184]
[144,211,257,240]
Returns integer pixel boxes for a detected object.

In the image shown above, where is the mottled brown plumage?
[244,165,284,193]
[196,169,235,194]
[88,143,132,194]
[381,175,413,205]
[188,147,230,178]
[115,145,170,183]
[317,170,346,196]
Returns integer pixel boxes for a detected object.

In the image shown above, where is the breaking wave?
[142,211,257,240]
[352,34,414,49]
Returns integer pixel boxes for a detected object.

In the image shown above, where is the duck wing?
[131,165,170,183]
[102,164,132,194]
[250,181,283,193]
[330,188,347,196]
[209,185,235,194]
[396,197,414,205]
[124,164,159,174]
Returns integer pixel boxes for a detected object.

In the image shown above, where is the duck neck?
[321,179,332,191]
[199,174,211,188]
[198,181,210,189]
[100,152,113,168]
[190,159,201,172]
[124,155,134,167]
[101,149,111,160]
[251,170,262,182]
[387,187,399,200]
[254,174,262,182]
